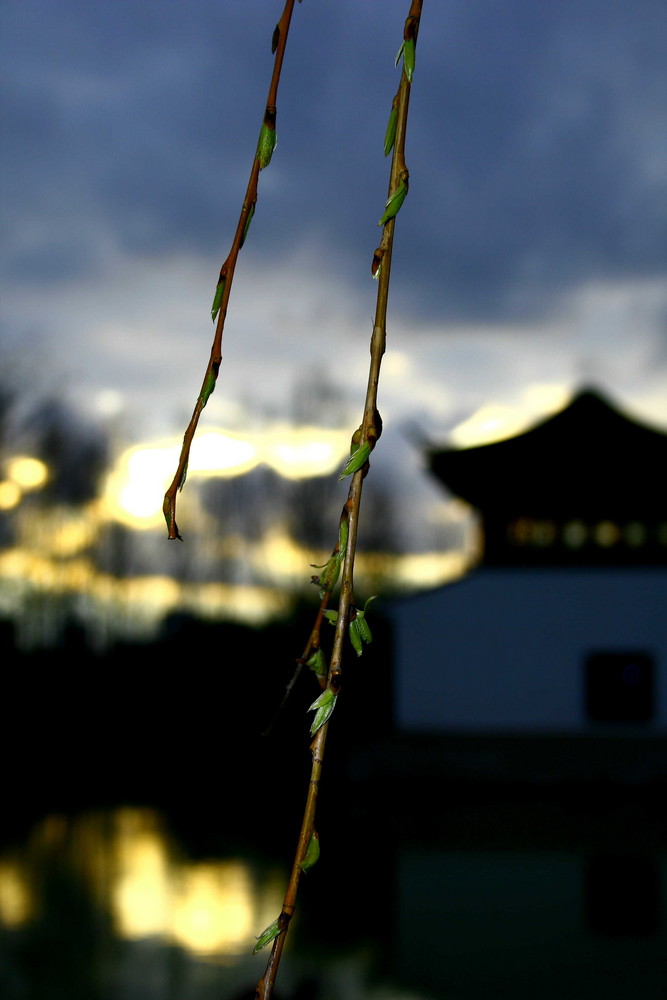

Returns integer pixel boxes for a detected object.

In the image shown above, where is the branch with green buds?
[324,595,376,657]
[162,0,301,541]
[310,516,349,597]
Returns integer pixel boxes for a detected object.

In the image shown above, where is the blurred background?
[1,1,666,998]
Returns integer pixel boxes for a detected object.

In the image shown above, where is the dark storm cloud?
[401,0,667,319]
[1,0,666,316]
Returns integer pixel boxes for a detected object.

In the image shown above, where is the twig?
[261,592,331,737]
[163,0,301,540]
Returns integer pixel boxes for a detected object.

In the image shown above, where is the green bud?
[395,38,416,82]
[240,202,255,248]
[323,610,338,625]
[348,617,363,657]
[378,175,409,227]
[312,539,344,597]
[339,441,371,480]
[211,277,226,323]
[338,517,349,553]
[315,552,342,598]
[403,37,416,82]
[253,916,282,954]
[256,121,277,170]
[306,648,327,679]
[384,103,398,157]
[298,831,320,872]
[308,688,337,735]
[355,612,372,645]
[350,596,376,651]
[199,369,216,408]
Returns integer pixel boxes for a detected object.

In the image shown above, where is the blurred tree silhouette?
[26,398,107,505]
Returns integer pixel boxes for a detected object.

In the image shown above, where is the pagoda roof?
[428,388,667,518]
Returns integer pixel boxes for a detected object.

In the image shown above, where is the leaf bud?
[308,688,337,735]
[339,440,371,480]
[253,916,282,954]
[348,616,364,657]
[378,171,409,227]
[256,109,277,169]
[298,831,320,872]
[306,648,327,678]
[211,276,226,323]
[384,101,398,157]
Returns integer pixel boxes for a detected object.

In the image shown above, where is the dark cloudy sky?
[2,0,666,455]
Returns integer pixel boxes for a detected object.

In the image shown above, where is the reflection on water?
[0,859,32,928]
[0,808,285,956]
[108,809,281,957]
[1,803,664,1000]
[397,848,666,1000]
[0,808,293,1000]
[0,808,427,1000]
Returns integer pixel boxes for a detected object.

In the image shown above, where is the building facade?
[391,389,667,743]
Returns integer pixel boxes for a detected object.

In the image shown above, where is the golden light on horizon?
[449,385,570,448]
[264,426,345,479]
[102,425,350,529]
[449,404,534,448]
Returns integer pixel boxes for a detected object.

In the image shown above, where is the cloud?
[3,1,665,302]
[1,0,666,451]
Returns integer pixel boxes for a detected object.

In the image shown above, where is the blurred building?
[385,388,667,783]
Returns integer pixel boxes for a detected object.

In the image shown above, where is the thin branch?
[163,0,300,540]
[254,3,424,996]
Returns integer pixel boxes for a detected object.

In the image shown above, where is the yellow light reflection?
[171,861,254,956]
[5,456,49,490]
[2,807,289,965]
[112,810,171,939]
[107,809,285,962]
[0,861,32,928]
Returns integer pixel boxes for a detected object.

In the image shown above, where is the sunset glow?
[101,425,350,529]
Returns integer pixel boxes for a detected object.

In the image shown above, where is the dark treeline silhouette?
[1,604,394,855]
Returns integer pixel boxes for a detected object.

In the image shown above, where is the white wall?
[392,568,667,733]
